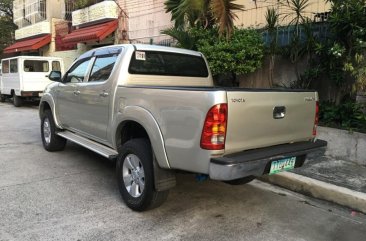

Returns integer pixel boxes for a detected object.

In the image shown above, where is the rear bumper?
[209,140,327,181]
[21,91,42,97]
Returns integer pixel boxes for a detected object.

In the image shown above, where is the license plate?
[269,157,296,175]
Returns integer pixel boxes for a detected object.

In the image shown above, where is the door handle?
[73,90,80,96]
[100,92,109,97]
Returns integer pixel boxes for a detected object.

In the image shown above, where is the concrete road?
[0,101,366,241]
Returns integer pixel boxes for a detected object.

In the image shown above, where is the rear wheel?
[116,138,168,211]
[13,92,23,107]
[41,110,66,151]
[0,94,5,103]
[224,176,256,185]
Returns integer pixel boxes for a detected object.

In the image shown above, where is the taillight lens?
[200,104,228,150]
[313,101,319,136]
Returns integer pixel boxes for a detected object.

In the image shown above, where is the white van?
[0,56,64,107]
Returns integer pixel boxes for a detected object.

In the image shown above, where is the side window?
[2,60,9,74]
[52,61,61,71]
[64,59,91,83]
[10,59,18,73]
[24,60,49,72]
[89,55,118,82]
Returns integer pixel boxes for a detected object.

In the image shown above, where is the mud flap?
[153,155,176,192]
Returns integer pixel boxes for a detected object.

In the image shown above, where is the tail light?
[313,101,319,136]
[200,104,228,150]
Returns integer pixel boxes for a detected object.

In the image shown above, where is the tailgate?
[225,90,317,154]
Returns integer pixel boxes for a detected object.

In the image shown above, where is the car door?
[76,48,121,141]
[56,57,93,130]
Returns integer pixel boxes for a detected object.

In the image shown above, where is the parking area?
[1,102,366,241]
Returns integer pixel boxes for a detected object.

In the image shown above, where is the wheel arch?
[113,106,170,169]
[39,95,62,128]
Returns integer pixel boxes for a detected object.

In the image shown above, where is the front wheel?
[116,139,168,211]
[41,110,66,151]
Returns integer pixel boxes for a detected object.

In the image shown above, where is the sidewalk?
[261,153,366,213]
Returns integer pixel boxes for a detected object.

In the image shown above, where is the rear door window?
[89,54,118,82]
[128,51,209,77]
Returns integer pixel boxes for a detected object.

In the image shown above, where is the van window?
[10,59,18,73]
[128,51,209,77]
[2,60,9,74]
[89,55,118,82]
[24,60,49,72]
[52,61,61,71]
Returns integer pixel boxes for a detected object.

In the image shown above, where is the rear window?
[2,60,9,74]
[128,51,209,77]
[24,60,49,72]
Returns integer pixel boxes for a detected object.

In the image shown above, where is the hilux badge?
[304,97,315,101]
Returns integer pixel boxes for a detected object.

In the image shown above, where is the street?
[0,101,366,241]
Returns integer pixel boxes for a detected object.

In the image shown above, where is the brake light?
[313,101,319,136]
[200,104,228,150]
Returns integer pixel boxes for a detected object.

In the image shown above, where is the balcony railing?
[14,0,47,29]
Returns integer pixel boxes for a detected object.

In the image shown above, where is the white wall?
[118,0,173,43]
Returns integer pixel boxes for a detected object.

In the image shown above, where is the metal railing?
[14,0,47,28]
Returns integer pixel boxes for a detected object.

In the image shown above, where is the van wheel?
[0,95,5,103]
[224,176,256,185]
[116,139,169,211]
[13,92,23,107]
[41,110,66,151]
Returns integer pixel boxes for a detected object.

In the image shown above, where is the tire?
[13,92,23,107]
[224,176,256,185]
[0,95,5,103]
[116,138,169,211]
[41,110,66,151]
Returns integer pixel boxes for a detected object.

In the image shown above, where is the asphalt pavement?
[1,101,366,241]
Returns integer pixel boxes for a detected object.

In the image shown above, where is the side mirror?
[48,71,62,82]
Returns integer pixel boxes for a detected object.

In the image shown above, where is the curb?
[260,172,366,213]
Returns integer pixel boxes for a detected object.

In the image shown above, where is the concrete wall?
[234,0,331,28]
[118,0,173,43]
[238,55,308,88]
[317,126,366,166]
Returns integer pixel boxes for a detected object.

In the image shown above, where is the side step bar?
[57,131,118,159]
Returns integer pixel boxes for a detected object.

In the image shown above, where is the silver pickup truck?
[39,44,327,211]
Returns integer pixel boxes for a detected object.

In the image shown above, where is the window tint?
[52,61,61,71]
[24,60,49,72]
[128,51,209,77]
[65,59,91,83]
[89,55,118,82]
[2,60,9,74]
[10,59,18,73]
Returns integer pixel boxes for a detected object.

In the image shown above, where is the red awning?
[3,35,51,54]
[63,20,118,44]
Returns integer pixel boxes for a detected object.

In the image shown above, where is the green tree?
[194,28,264,86]
[317,0,366,104]
[264,7,279,87]
[164,0,243,39]
[0,0,17,56]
